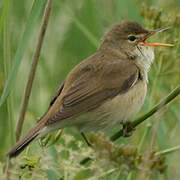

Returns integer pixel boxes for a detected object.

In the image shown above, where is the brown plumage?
[7,20,171,158]
[7,51,139,158]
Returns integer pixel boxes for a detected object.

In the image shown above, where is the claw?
[122,122,135,137]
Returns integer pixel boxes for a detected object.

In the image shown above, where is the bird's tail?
[7,123,44,159]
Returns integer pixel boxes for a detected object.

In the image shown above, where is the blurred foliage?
[0,0,180,179]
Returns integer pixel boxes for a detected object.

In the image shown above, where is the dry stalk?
[16,0,53,141]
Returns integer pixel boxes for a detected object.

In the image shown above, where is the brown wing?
[37,81,65,123]
[46,59,139,125]
[49,81,65,106]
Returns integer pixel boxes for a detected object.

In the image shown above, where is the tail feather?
[7,124,43,158]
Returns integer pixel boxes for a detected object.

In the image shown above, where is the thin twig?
[16,0,53,142]
[110,84,180,141]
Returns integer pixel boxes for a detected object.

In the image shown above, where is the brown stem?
[16,0,53,142]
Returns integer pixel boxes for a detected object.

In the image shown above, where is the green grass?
[0,0,180,179]
[0,0,8,40]
[0,0,45,107]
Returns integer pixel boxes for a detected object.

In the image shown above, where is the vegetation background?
[0,0,180,179]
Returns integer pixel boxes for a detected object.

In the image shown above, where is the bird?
[7,20,173,158]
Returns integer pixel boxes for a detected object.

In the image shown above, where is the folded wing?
[46,59,139,125]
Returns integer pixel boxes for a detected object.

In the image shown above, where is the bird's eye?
[128,35,136,42]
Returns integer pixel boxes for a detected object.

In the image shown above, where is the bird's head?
[100,21,173,72]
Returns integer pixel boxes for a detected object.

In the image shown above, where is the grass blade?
[64,7,99,48]
[155,145,180,156]
[0,0,9,40]
[0,0,45,106]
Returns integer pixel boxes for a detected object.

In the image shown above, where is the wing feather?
[46,59,139,125]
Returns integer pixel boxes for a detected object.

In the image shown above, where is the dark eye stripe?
[128,36,136,41]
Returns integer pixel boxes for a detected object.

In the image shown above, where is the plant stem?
[155,145,180,156]
[127,172,133,180]
[80,84,180,165]
[3,0,14,146]
[16,0,53,141]
[138,123,152,153]
[110,84,180,141]
[0,0,8,40]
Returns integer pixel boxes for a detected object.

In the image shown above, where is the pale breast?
[68,79,147,132]
[104,80,147,125]
[51,77,147,133]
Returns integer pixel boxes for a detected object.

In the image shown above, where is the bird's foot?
[122,122,135,137]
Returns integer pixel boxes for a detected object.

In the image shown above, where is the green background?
[0,0,180,179]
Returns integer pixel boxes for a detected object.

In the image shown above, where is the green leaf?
[73,169,93,180]
[46,169,60,180]
[64,7,99,48]
[0,0,45,106]
[0,0,8,40]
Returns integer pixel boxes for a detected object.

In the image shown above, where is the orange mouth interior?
[142,38,174,47]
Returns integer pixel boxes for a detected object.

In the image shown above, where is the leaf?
[73,169,93,180]
[0,0,8,40]
[46,169,60,180]
[65,8,99,48]
[0,0,45,106]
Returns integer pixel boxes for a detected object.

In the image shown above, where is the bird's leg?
[81,132,92,147]
[122,122,135,137]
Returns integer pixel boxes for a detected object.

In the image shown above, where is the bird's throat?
[135,45,154,74]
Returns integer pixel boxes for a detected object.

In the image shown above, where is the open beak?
[142,27,174,47]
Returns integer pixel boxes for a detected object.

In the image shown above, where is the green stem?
[127,172,133,180]
[3,0,14,146]
[138,123,152,153]
[80,84,180,165]
[0,0,8,40]
[98,168,118,178]
[110,84,180,141]
[155,145,180,156]
[149,58,163,148]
